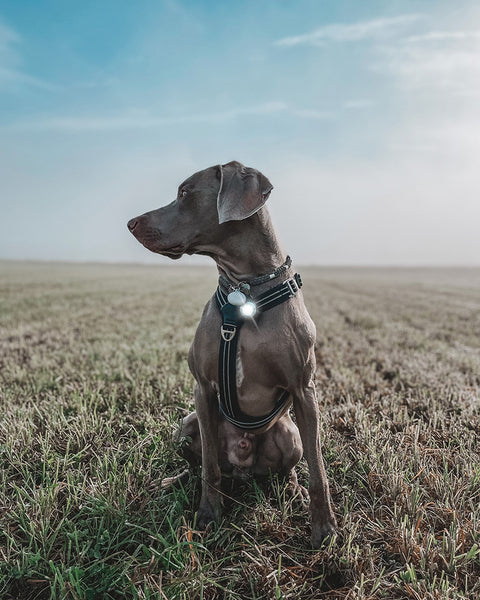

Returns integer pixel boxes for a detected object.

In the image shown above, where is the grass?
[0,260,479,599]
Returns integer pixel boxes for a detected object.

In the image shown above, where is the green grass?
[1,261,479,599]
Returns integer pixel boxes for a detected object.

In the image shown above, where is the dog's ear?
[217,161,273,224]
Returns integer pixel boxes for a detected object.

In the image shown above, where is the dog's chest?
[236,354,244,389]
[191,296,314,393]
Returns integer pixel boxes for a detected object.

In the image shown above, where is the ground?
[0,261,479,599]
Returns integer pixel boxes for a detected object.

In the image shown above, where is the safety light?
[240,301,257,318]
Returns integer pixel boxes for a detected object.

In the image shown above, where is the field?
[1,260,479,600]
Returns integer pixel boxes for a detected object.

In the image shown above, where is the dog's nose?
[127,218,138,231]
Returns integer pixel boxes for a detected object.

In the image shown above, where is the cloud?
[377,28,480,94]
[6,102,285,132]
[289,108,334,120]
[7,101,335,132]
[0,16,58,92]
[343,99,373,110]
[0,17,20,65]
[405,30,480,43]
[0,66,61,91]
[274,14,423,47]
[373,26,480,161]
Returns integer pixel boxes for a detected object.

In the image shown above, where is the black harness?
[215,269,303,430]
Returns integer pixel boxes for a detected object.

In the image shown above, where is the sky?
[1,0,479,266]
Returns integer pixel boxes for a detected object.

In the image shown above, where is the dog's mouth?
[137,235,186,258]
[160,244,186,258]
[128,220,190,259]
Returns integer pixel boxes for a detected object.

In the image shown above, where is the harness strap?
[216,273,302,312]
[215,274,303,431]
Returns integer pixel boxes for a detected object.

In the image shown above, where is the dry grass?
[0,260,479,599]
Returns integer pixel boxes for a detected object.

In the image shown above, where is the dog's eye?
[180,189,188,198]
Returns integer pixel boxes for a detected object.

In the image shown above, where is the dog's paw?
[196,499,222,530]
[160,469,190,490]
[311,519,338,549]
[285,468,309,509]
[287,481,310,510]
[160,476,177,490]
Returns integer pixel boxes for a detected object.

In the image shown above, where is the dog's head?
[127,161,272,259]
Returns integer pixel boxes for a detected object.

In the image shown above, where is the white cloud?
[6,103,285,131]
[384,47,480,93]
[0,16,59,92]
[0,17,20,66]
[343,99,373,110]
[376,34,480,170]
[376,26,480,94]
[7,101,335,132]
[0,66,61,91]
[405,30,480,43]
[274,14,423,47]
[290,108,334,120]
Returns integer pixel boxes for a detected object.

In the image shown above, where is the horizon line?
[1,258,480,270]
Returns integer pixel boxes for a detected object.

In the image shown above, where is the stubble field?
[0,260,479,599]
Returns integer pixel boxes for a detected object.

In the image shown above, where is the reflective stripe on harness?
[215,273,303,431]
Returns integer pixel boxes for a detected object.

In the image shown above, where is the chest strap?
[215,273,302,430]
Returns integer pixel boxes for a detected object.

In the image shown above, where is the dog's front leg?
[194,382,223,529]
[294,382,337,547]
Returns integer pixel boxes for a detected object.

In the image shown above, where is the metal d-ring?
[221,325,236,342]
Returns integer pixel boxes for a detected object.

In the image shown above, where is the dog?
[128,161,337,546]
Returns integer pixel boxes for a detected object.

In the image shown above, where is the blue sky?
[1,0,479,265]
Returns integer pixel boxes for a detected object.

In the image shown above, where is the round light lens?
[240,301,257,318]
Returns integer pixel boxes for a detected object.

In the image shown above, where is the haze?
[1,1,479,266]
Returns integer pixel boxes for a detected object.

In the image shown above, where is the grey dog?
[128,161,336,546]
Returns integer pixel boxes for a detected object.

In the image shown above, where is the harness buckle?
[221,325,237,342]
[286,278,298,297]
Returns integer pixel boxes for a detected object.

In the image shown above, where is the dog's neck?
[213,209,287,284]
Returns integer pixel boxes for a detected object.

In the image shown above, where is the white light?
[240,301,257,318]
